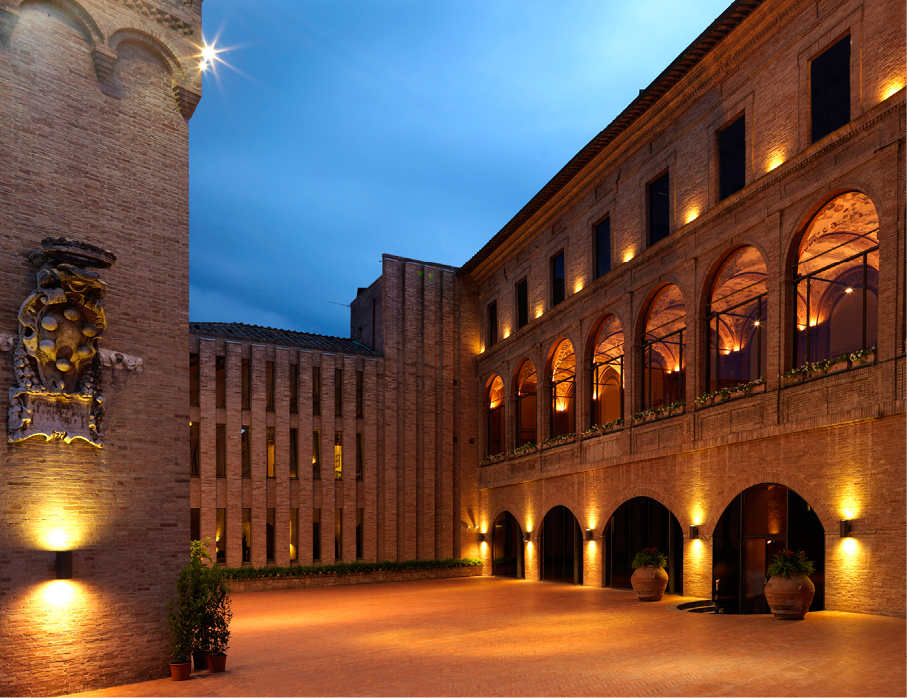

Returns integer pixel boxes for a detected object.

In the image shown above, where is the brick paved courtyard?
[75,577,905,697]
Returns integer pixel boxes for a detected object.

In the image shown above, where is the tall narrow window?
[290,509,298,562]
[642,285,686,410]
[516,279,529,329]
[591,316,624,426]
[313,430,321,480]
[334,432,342,480]
[241,358,251,410]
[335,368,343,416]
[356,508,364,560]
[355,370,364,418]
[487,301,498,347]
[355,433,364,480]
[241,426,251,478]
[551,253,565,306]
[189,421,200,476]
[266,508,275,562]
[216,424,226,478]
[313,508,322,560]
[515,360,537,447]
[266,361,275,412]
[312,366,321,416]
[190,507,200,541]
[485,375,504,457]
[648,172,670,246]
[335,508,343,560]
[549,339,576,437]
[289,363,299,414]
[594,218,611,279]
[718,115,746,200]
[289,428,299,478]
[242,508,251,563]
[215,355,226,408]
[189,353,199,406]
[811,36,850,143]
[266,427,275,478]
[216,508,226,564]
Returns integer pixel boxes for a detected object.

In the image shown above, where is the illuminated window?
[313,430,321,480]
[516,279,529,329]
[215,355,225,408]
[241,358,251,410]
[313,366,321,416]
[488,301,498,347]
[266,508,275,563]
[551,253,565,306]
[591,315,624,426]
[216,424,226,478]
[707,247,767,392]
[648,172,670,246]
[216,508,226,564]
[485,375,504,457]
[594,218,611,279]
[794,192,878,365]
[811,35,850,143]
[242,508,251,563]
[289,428,298,479]
[334,431,342,480]
[514,360,537,447]
[189,353,199,406]
[718,115,746,200]
[335,368,343,417]
[266,427,275,478]
[266,361,275,412]
[549,339,575,437]
[313,508,321,561]
[642,285,685,410]
[335,508,343,560]
[290,363,298,414]
[189,422,200,477]
[241,426,251,478]
[290,508,298,562]
[356,508,364,559]
[355,370,364,418]
[355,433,364,480]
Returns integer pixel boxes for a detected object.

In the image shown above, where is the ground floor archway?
[712,483,825,614]
[540,505,583,584]
[603,496,683,594]
[492,511,524,578]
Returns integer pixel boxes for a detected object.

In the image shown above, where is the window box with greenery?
[479,451,506,467]
[629,547,669,602]
[764,549,816,620]
[581,418,622,438]
[694,377,766,409]
[781,347,875,387]
[633,401,684,424]
[541,432,575,449]
[505,442,537,458]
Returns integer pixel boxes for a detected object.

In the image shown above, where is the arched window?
[549,339,575,437]
[485,375,504,457]
[642,285,685,410]
[794,192,879,365]
[514,360,537,446]
[707,247,768,392]
[591,316,624,426]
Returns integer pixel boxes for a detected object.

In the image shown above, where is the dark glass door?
[540,506,583,584]
[492,511,524,578]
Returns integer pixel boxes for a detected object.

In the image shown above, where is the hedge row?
[221,558,482,581]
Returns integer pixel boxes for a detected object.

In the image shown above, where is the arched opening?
[514,360,537,447]
[603,497,683,594]
[712,483,825,614]
[549,340,575,437]
[794,191,879,366]
[591,315,624,426]
[642,285,685,409]
[540,505,583,584]
[707,247,768,392]
[492,511,525,578]
[485,375,504,457]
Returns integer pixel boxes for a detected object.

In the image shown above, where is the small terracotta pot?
[192,651,208,672]
[169,662,191,681]
[630,565,669,601]
[764,574,815,620]
[208,654,227,673]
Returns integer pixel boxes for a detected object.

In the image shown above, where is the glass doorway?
[492,511,524,578]
[540,505,583,584]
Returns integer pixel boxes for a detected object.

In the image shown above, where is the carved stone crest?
[8,238,116,447]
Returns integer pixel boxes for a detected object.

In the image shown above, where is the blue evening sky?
[190,0,733,337]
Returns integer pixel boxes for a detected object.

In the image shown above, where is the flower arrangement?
[542,433,575,446]
[695,377,767,406]
[631,547,668,570]
[581,418,623,436]
[766,549,816,579]
[781,347,876,384]
[632,401,684,422]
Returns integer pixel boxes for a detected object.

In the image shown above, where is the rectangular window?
[594,218,611,279]
[189,353,199,406]
[312,366,321,416]
[241,358,251,410]
[190,507,200,542]
[242,508,251,563]
[215,355,226,408]
[334,431,342,480]
[516,279,529,329]
[241,426,251,479]
[718,115,746,200]
[551,253,565,306]
[266,361,275,412]
[216,508,226,564]
[266,427,275,478]
[312,508,321,560]
[811,35,850,143]
[355,370,364,418]
[487,301,498,347]
[648,172,670,246]
[313,430,321,480]
[335,508,343,560]
[266,508,275,562]
[289,363,298,414]
[216,424,226,478]
[335,368,343,416]
[289,428,298,478]
[356,433,364,481]
[290,508,298,562]
[189,422,200,477]
[356,508,364,560]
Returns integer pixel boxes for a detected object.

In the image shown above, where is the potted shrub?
[168,564,199,681]
[764,549,816,620]
[630,547,669,602]
[189,540,213,671]
[200,562,233,673]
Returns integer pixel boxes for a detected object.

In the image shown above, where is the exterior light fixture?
[689,524,699,540]
[840,520,852,537]
[523,532,531,543]
[845,287,853,293]
[56,551,73,580]
[477,531,486,543]
[754,320,760,327]
[584,528,593,542]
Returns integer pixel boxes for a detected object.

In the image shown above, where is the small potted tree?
[764,549,816,620]
[189,540,213,671]
[168,564,198,681]
[630,547,669,602]
[200,562,233,673]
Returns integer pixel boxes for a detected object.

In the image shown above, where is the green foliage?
[541,433,574,446]
[582,418,623,436]
[695,377,767,406]
[767,549,816,579]
[199,566,232,656]
[631,547,668,570]
[220,557,482,581]
[168,564,201,663]
[633,401,685,422]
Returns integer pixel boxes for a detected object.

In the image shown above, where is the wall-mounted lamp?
[689,524,700,540]
[477,532,486,543]
[56,551,73,580]
[584,529,593,542]
[523,532,531,543]
[839,520,852,538]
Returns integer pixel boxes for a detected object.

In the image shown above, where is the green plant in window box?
[629,547,669,602]
[764,549,816,620]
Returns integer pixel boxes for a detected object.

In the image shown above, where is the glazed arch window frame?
[513,359,537,448]
[640,285,686,411]
[549,339,576,438]
[590,315,624,427]
[485,374,505,458]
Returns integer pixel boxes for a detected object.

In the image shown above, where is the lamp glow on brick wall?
[839,520,853,537]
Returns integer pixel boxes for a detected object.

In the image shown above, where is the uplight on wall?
[839,520,853,538]
[56,551,73,580]
[477,531,486,543]
[685,208,700,225]
[689,524,699,540]
[523,532,531,543]
[584,529,593,542]
[622,249,635,264]
[881,80,904,101]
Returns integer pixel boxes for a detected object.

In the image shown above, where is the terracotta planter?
[208,654,227,673]
[192,651,208,672]
[169,662,191,681]
[749,382,766,395]
[852,353,875,368]
[630,565,669,601]
[828,359,850,374]
[764,574,815,620]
